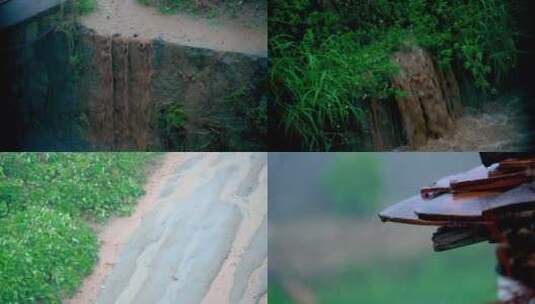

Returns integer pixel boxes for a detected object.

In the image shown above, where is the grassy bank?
[270,0,518,150]
[0,153,159,303]
[269,243,495,303]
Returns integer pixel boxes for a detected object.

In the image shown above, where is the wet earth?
[80,0,267,56]
[67,152,267,304]
[398,102,526,151]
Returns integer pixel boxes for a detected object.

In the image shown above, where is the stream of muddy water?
[67,152,267,304]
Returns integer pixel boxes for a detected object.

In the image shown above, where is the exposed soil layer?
[78,27,267,151]
[80,32,157,150]
[361,47,464,151]
[68,152,267,303]
[81,0,267,57]
[390,47,459,148]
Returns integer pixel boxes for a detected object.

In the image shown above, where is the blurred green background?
[268,153,495,304]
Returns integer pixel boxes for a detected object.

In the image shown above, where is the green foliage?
[269,244,495,304]
[224,85,268,137]
[267,280,293,304]
[0,153,158,303]
[0,207,97,303]
[323,153,381,215]
[270,0,518,150]
[272,29,403,150]
[74,0,97,16]
[158,103,188,149]
[312,244,495,304]
[0,153,157,221]
[54,0,97,80]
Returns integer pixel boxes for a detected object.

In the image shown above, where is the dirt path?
[67,152,267,304]
[80,0,267,56]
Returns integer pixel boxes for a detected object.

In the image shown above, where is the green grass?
[76,0,97,15]
[138,0,249,18]
[268,280,294,304]
[0,207,97,303]
[270,0,518,150]
[0,153,160,303]
[158,103,188,149]
[269,244,496,304]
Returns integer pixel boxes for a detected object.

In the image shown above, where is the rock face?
[391,47,460,148]
[78,28,267,151]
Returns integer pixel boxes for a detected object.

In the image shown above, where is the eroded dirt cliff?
[391,47,457,148]
[78,26,267,151]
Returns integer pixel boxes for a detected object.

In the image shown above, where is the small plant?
[158,103,188,148]
[224,85,268,137]
[76,0,97,15]
[0,207,97,303]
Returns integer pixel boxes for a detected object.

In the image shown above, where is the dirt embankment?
[77,0,267,151]
[67,152,267,304]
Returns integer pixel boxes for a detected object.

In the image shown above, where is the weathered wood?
[380,162,535,223]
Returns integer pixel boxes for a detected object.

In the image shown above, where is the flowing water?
[68,152,267,304]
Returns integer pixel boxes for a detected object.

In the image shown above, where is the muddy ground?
[67,152,267,304]
[397,102,525,151]
[81,0,267,56]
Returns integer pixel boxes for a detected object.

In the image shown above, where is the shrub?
[270,0,518,150]
[0,153,157,221]
[0,153,159,303]
[0,207,97,303]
